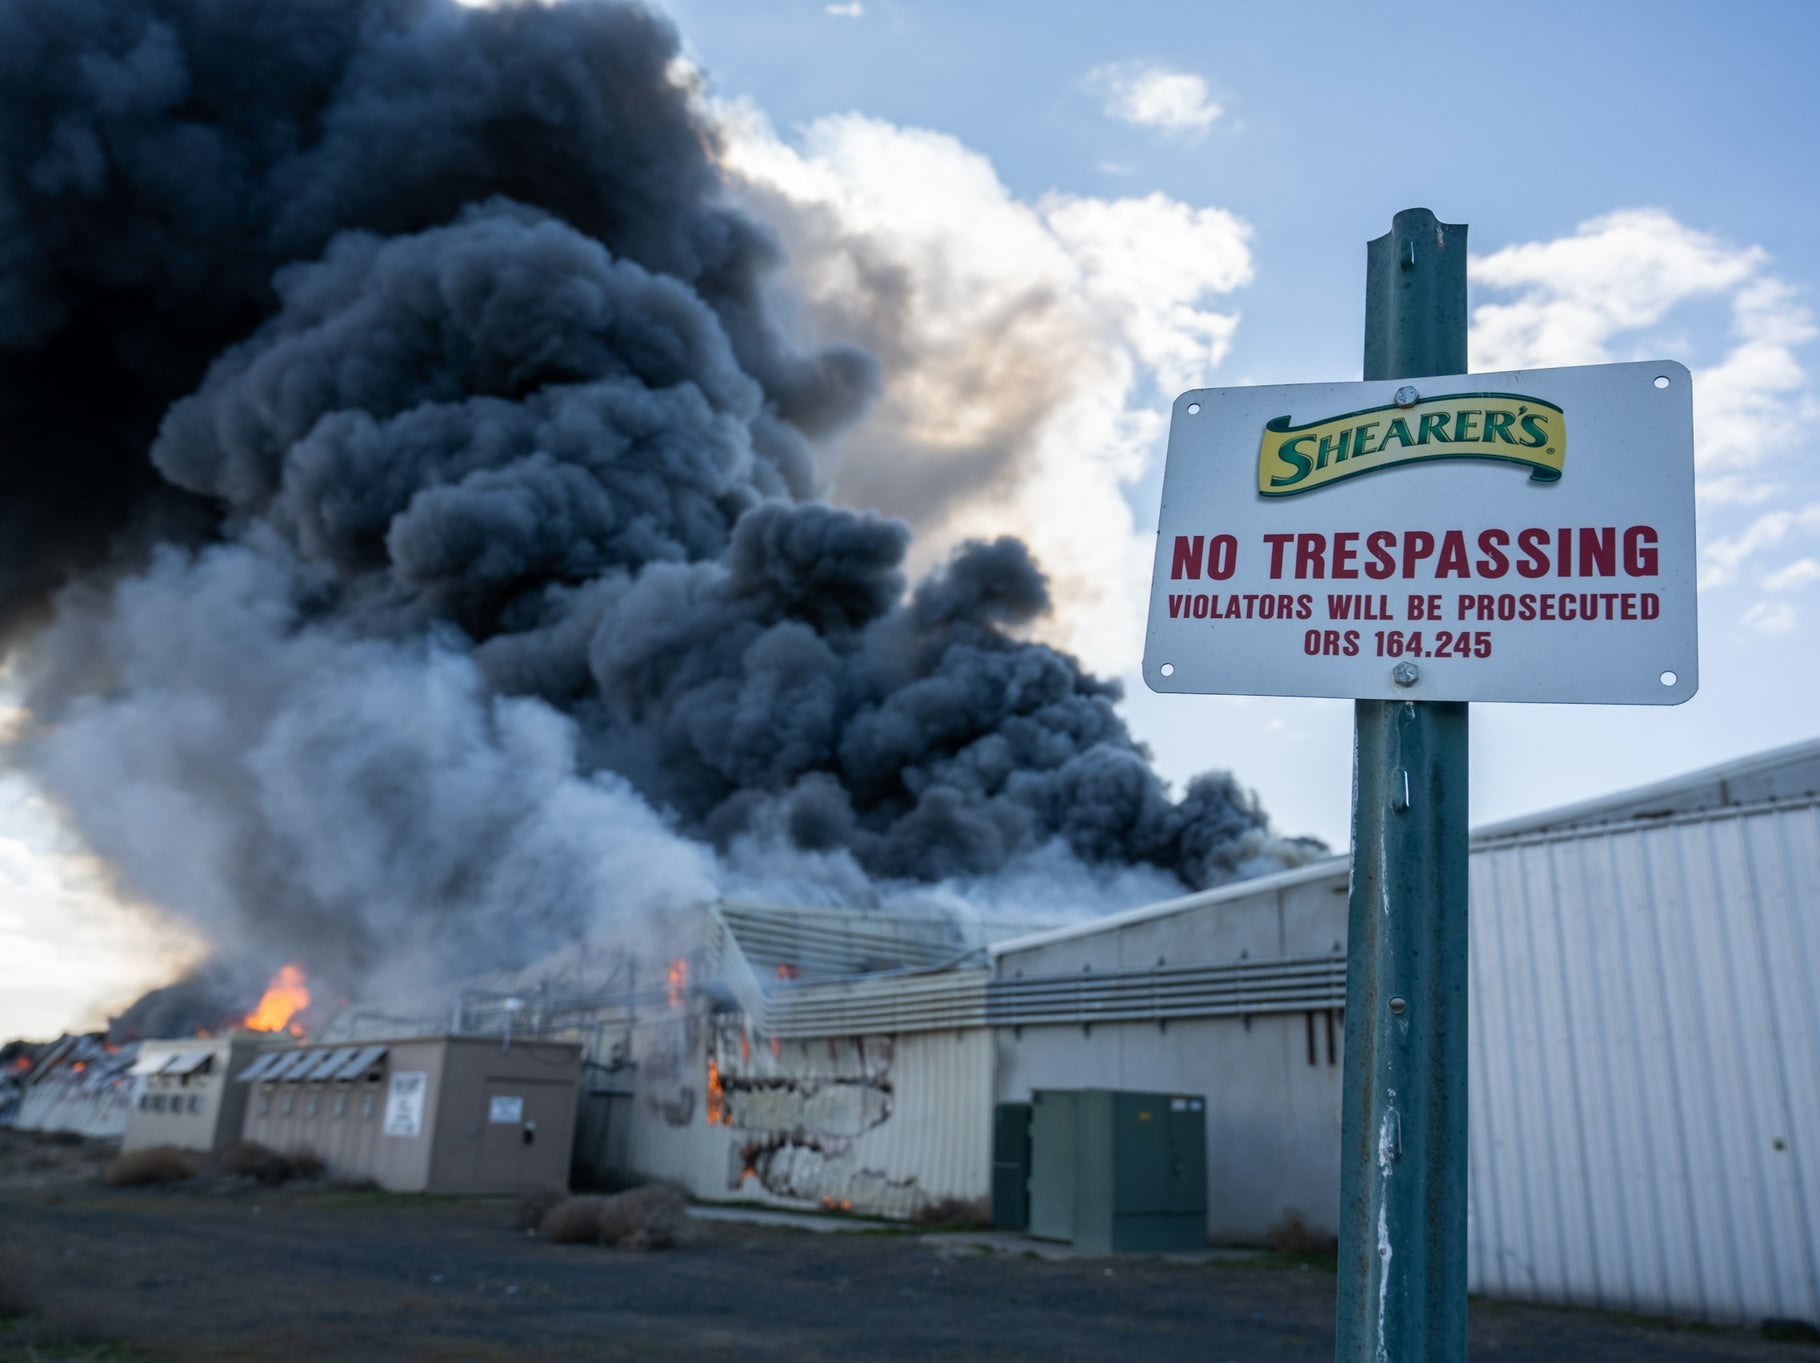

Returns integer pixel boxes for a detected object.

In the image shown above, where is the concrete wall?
[122,1038,258,1153]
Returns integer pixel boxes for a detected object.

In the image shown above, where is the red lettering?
[1332,531,1360,579]
[1624,526,1659,576]
[1516,528,1549,579]
[1207,533,1238,580]
[1170,535,1203,580]
[1475,528,1510,578]
[1264,533,1293,578]
[1295,533,1327,579]
[1401,530,1436,579]
[1436,529,1470,578]
[1579,527,1616,577]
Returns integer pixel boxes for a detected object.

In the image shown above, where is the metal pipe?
[1335,207,1470,1363]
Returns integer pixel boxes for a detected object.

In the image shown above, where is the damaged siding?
[627,997,990,1217]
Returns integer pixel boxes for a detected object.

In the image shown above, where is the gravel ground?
[0,1132,1813,1363]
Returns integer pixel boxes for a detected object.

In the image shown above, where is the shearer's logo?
[1257,392,1565,497]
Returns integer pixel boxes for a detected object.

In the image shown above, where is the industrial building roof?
[1469,733,1820,840]
[715,900,980,980]
[986,857,1350,960]
[989,734,1820,957]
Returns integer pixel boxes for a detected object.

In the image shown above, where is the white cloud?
[1742,600,1799,636]
[1088,62,1222,138]
[1042,192,1250,396]
[1696,475,1780,506]
[0,773,208,1037]
[825,1,864,15]
[1765,558,1820,592]
[714,104,1252,674]
[1700,503,1820,588]
[1473,210,1819,663]
[1472,210,1817,491]
[1472,210,1763,369]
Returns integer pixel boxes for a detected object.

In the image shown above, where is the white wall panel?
[1468,798,1820,1326]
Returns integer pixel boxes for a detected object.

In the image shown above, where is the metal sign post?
[1334,207,1469,1362]
[1139,206,1697,1362]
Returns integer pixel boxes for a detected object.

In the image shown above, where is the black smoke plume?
[3,0,1315,1032]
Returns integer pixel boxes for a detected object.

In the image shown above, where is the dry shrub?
[538,1186,687,1250]
[208,1140,322,1184]
[282,1145,324,1180]
[104,1145,201,1187]
[595,1185,686,1249]
[913,1195,990,1228]
[538,1196,609,1244]
[1267,1210,1334,1256]
[513,1185,569,1232]
[209,1140,290,1185]
[0,1244,44,1320]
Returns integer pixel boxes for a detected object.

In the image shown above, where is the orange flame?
[706,1056,727,1126]
[243,964,311,1034]
[666,957,688,1010]
[820,1194,854,1212]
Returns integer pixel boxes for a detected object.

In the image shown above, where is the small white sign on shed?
[382,1070,428,1139]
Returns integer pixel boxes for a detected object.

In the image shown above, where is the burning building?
[0,0,1309,1252]
[420,899,1023,1217]
[10,1034,140,1140]
[0,1041,43,1125]
[1,0,1309,1069]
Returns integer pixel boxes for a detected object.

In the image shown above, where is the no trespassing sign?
[1143,361,1697,705]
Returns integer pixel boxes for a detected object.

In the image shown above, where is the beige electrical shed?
[237,1035,580,1194]
[122,1035,262,1153]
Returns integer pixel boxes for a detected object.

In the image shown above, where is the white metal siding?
[846,1028,993,1211]
[993,873,1351,1242]
[1468,796,1820,1325]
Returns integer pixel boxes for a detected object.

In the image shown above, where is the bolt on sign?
[1144,361,1697,704]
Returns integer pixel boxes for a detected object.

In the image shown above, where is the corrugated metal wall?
[1468,794,1820,1326]
[833,1027,992,1213]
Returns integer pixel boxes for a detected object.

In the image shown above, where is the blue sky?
[4,0,1819,1037]
[660,0,1820,846]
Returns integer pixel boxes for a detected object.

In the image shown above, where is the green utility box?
[991,1101,1033,1229]
[1027,1088,1207,1253]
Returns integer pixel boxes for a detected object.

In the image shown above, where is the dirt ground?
[0,1131,1813,1363]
